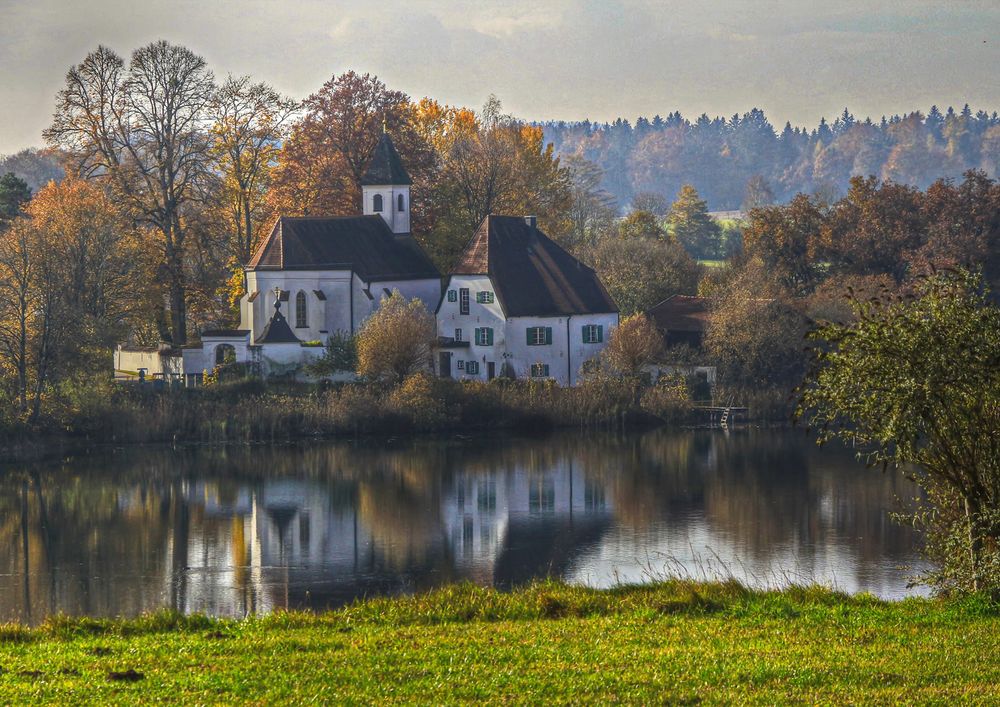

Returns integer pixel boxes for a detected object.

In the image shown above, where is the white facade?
[241,269,441,342]
[436,274,618,386]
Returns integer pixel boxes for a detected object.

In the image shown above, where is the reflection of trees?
[0,429,924,621]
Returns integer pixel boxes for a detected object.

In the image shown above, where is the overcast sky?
[1,0,998,155]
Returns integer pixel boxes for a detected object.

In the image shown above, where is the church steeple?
[361,132,411,234]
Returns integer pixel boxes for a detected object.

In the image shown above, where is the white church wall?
[245,269,354,342]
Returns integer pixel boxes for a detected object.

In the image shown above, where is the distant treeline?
[542,106,1000,211]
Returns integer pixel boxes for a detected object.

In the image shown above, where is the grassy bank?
[2,580,998,703]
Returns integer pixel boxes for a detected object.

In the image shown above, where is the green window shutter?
[545,327,552,345]
[526,328,533,346]
[486,328,493,345]
[581,325,587,343]
[448,290,457,302]
[598,325,604,343]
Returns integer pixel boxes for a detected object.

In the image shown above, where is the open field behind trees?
[2,581,1000,704]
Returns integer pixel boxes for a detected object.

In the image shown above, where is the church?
[114,133,618,385]
[176,133,442,380]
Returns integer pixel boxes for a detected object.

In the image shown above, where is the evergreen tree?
[667,185,721,259]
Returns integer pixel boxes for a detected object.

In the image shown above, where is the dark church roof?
[247,215,439,281]
[255,306,300,345]
[452,215,618,317]
[360,133,412,185]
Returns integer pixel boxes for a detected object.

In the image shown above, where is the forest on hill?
[542,106,1000,211]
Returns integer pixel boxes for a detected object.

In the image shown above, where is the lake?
[0,428,927,624]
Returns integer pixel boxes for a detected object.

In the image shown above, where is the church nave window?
[373,194,383,212]
[397,193,405,212]
[295,291,308,328]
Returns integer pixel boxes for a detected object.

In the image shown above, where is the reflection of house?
[441,462,614,582]
[436,215,619,385]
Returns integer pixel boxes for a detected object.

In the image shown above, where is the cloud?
[2,0,1000,154]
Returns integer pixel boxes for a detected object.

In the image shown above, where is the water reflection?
[0,429,926,623]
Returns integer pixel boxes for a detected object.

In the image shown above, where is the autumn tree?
[667,185,721,259]
[356,292,435,385]
[428,96,572,267]
[269,71,434,219]
[211,76,298,264]
[603,314,664,376]
[0,179,150,417]
[583,236,698,316]
[818,176,926,281]
[44,42,217,345]
[741,193,826,294]
[705,258,808,388]
[617,209,666,240]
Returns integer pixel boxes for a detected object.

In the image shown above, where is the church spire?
[361,133,412,234]
[361,133,412,186]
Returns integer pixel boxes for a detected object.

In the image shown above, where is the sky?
[1,0,999,155]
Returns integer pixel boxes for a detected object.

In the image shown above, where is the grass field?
[2,580,998,704]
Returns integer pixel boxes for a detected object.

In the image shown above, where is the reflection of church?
[175,459,615,614]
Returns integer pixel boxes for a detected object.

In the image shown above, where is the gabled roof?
[255,307,300,344]
[247,215,439,281]
[647,295,712,333]
[360,133,412,185]
[452,215,618,317]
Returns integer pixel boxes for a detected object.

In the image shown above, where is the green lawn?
[2,580,999,704]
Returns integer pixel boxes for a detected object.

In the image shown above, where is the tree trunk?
[966,497,982,593]
[169,275,187,346]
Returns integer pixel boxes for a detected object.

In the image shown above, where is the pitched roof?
[247,215,439,281]
[647,295,712,333]
[360,133,412,185]
[452,215,617,317]
[255,307,300,344]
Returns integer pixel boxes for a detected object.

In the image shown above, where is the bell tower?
[361,132,412,234]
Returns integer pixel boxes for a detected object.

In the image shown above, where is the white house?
[435,215,619,386]
[116,133,443,382]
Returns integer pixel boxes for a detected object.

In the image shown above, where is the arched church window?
[215,344,236,366]
[295,291,307,328]
[397,193,405,212]
[373,194,383,212]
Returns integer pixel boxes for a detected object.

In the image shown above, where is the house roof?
[360,133,412,185]
[247,215,439,281]
[647,295,712,333]
[452,215,618,317]
[255,307,300,344]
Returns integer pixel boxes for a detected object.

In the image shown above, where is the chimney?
[524,215,537,228]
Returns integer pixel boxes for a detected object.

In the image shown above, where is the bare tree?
[564,155,617,246]
[44,41,216,345]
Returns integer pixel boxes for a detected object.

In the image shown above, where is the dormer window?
[372,194,383,212]
[397,194,405,212]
